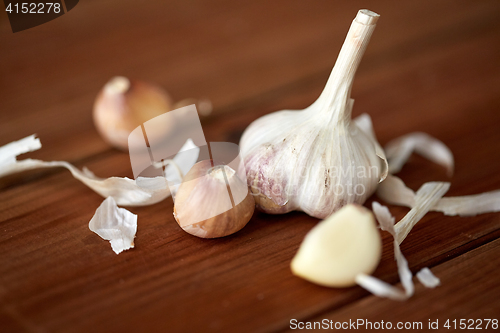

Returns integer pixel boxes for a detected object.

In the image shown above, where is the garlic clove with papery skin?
[239,10,387,219]
[291,204,382,287]
[93,76,174,150]
[173,160,255,238]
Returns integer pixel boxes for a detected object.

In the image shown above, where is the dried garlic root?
[291,204,382,287]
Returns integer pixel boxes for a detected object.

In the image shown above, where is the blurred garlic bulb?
[173,160,255,238]
[239,10,388,219]
[93,76,174,150]
[93,77,213,151]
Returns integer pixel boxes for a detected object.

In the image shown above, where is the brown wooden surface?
[1,1,499,332]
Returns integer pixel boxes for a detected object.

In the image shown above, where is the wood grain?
[1,0,499,332]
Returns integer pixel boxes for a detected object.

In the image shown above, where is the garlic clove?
[240,10,387,219]
[291,204,382,287]
[93,76,174,150]
[173,160,255,238]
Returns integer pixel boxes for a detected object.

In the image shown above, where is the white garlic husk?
[239,10,388,219]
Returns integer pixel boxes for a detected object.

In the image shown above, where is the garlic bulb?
[291,204,382,287]
[93,76,174,150]
[173,160,255,238]
[239,10,388,219]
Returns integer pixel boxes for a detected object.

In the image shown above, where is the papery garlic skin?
[0,134,199,207]
[291,204,382,287]
[89,197,137,255]
[240,10,387,219]
[173,160,255,238]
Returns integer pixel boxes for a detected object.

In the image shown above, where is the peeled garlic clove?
[93,76,174,150]
[239,10,387,219]
[173,160,255,238]
[291,204,382,288]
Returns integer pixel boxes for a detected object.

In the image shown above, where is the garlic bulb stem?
[317,9,379,124]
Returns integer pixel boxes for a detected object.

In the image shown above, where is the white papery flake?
[394,181,450,244]
[356,202,414,301]
[416,267,441,288]
[384,132,454,176]
[353,113,389,182]
[378,175,500,217]
[356,200,445,301]
[0,135,198,206]
[89,197,137,254]
[0,134,41,174]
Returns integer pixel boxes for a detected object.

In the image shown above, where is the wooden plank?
[0,155,499,332]
[1,32,500,329]
[3,0,496,112]
[1,1,500,332]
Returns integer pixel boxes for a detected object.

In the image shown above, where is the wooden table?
[1,1,499,332]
